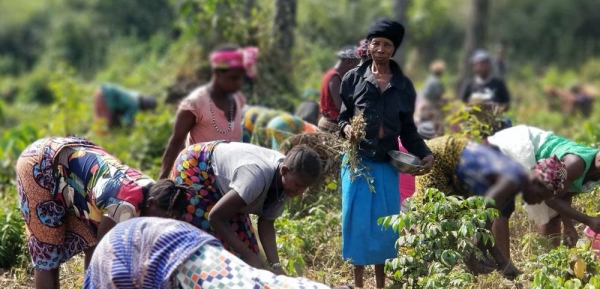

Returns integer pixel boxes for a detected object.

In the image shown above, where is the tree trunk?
[244,0,258,45]
[273,0,297,60]
[393,0,410,66]
[244,0,256,19]
[457,0,489,96]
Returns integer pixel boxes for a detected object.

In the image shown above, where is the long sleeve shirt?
[338,60,432,162]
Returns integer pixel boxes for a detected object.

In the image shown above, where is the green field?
[2,0,600,288]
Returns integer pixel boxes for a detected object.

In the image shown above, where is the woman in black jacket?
[338,19,434,288]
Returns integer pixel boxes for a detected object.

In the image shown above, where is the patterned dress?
[242,106,269,143]
[266,114,318,150]
[84,217,332,289]
[169,141,261,257]
[250,110,287,148]
[16,137,152,270]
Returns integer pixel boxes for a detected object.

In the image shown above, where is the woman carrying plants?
[337,18,434,289]
[487,125,600,247]
[85,217,355,289]
[413,135,564,277]
[169,141,322,275]
[159,44,258,179]
[15,136,189,289]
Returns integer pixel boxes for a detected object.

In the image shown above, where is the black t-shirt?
[461,77,510,105]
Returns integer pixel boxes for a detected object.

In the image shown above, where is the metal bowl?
[388,150,424,173]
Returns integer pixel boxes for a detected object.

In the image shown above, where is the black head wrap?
[366,18,405,57]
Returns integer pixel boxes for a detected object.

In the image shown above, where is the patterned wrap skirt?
[84,217,331,289]
[174,243,330,289]
[15,137,99,270]
[170,141,260,257]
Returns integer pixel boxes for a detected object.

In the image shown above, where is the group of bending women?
[15,18,600,289]
[16,43,340,289]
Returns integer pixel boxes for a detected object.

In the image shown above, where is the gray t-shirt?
[211,142,286,220]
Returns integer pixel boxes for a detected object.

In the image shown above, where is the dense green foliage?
[381,189,497,288]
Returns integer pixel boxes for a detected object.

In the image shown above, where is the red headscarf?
[532,155,567,192]
[210,46,259,78]
[355,39,369,58]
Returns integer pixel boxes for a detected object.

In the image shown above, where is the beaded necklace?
[209,95,234,134]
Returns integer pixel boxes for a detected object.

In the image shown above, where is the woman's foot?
[497,261,522,279]
[465,255,496,275]
[353,266,364,288]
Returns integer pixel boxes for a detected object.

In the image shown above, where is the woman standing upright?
[338,19,434,288]
[159,44,258,179]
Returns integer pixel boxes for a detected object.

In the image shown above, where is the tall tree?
[457,0,489,93]
[393,0,410,65]
[244,0,256,19]
[244,0,258,45]
[273,0,297,60]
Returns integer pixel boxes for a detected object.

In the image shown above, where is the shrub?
[275,194,343,277]
[380,188,499,289]
[520,244,600,288]
[0,190,25,269]
[17,66,54,105]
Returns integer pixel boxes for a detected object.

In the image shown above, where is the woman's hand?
[412,155,434,176]
[563,225,579,247]
[589,216,600,233]
[559,215,578,247]
[343,125,353,140]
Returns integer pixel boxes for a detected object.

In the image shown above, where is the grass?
[1,192,596,289]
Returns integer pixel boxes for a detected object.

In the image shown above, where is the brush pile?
[279,132,344,182]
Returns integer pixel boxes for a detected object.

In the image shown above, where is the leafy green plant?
[0,192,26,269]
[275,194,343,276]
[380,188,499,289]
[519,243,600,289]
[17,66,55,105]
[446,102,504,142]
[46,64,93,136]
[0,125,40,189]
[574,121,600,147]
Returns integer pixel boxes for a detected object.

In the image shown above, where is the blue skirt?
[341,155,400,265]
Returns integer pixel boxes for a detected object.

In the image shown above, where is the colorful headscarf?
[210,46,259,78]
[355,39,368,58]
[532,155,567,192]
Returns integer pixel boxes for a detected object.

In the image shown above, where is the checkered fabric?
[174,244,330,289]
